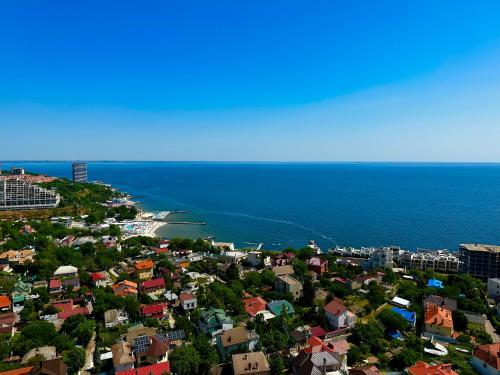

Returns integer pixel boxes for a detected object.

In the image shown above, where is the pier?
[166,221,206,225]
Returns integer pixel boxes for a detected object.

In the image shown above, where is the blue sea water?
[2,161,499,251]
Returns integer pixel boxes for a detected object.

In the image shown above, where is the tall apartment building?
[0,179,60,210]
[459,244,500,279]
[72,162,87,183]
[363,247,394,270]
[399,250,459,273]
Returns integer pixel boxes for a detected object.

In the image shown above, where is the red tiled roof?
[324,298,347,316]
[116,362,170,375]
[0,367,33,375]
[49,278,61,289]
[179,292,195,302]
[141,278,165,290]
[424,303,453,329]
[91,272,106,281]
[304,336,335,354]
[242,296,267,317]
[407,361,458,375]
[141,303,167,315]
[135,259,154,270]
[309,326,326,338]
[0,296,11,309]
[473,343,500,370]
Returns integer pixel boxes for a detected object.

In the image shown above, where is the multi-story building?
[472,343,500,375]
[72,162,87,183]
[459,244,500,279]
[324,298,356,330]
[399,250,459,273]
[274,274,303,301]
[423,302,454,341]
[363,247,394,270]
[0,179,60,210]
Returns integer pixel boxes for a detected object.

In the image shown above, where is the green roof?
[268,300,295,316]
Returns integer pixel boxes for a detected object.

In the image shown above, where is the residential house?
[53,265,78,278]
[12,280,32,310]
[324,298,356,330]
[179,292,197,311]
[391,296,411,309]
[267,300,295,317]
[111,342,135,374]
[52,299,91,320]
[272,265,294,277]
[220,250,247,264]
[140,278,166,296]
[21,346,57,365]
[112,281,138,297]
[242,296,267,317]
[132,335,168,365]
[424,302,454,340]
[90,272,108,288]
[164,291,179,307]
[423,295,457,311]
[391,307,417,328]
[292,350,345,375]
[216,326,259,360]
[212,241,235,251]
[61,277,80,292]
[134,260,154,280]
[0,312,16,335]
[407,361,458,375]
[308,257,328,275]
[232,352,270,375]
[140,303,168,319]
[48,278,62,295]
[472,343,500,375]
[199,307,234,337]
[247,251,271,268]
[31,357,68,375]
[275,275,303,301]
[116,362,170,375]
[0,249,35,265]
[273,252,295,266]
[0,296,11,312]
[104,309,129,328]
[349,365,382,375]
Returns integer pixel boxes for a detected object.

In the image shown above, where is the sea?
[1,161,499,251]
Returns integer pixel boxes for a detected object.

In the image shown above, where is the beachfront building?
[72,162,87,183]
[399,250,459,273]
[274,274,303,301]
[459,244,500,279]
[363,247,394,270]
[324,298,356,330]
[0,179,60,211]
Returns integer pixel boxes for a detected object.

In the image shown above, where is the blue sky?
[1,1,500,161]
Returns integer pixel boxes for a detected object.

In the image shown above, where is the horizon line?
[1,160,500,164]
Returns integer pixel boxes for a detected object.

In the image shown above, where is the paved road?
[82,331,96,373]
[484,319,499,343]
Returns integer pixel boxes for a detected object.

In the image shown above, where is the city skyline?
[1,1,500,161]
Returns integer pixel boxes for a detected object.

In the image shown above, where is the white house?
[54,265,78,278]
[179,291,197,311]
[324,298,356,330]
[391,296,411,309]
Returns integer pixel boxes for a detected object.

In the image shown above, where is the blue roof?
[388,330,402,340]
[391,307,416,325]
[427,279,444,288]
[268,300,295,316]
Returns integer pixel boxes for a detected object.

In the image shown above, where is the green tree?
[21,321,57,348]
[63,347,86,375]
[193,334,219,374]
[170,345,201,375]
[378,309,409,332]
[269,354,285,375]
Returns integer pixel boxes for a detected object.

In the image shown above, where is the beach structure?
[0,179,59,210]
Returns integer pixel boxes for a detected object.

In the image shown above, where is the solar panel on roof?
[164,330,186,340]
[133,335,149,354]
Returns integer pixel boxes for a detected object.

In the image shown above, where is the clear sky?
[1,1,500,161]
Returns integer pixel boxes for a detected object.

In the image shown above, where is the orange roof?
[112,281,138,296]
[407,361,458,375]
[135,259,154,270]
[0,296,11,309]
[304,336,335,353]
[242,296,267,317]
[424,303,453,329]
[473,343,500,370]
[0,367,33,375]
